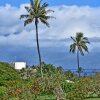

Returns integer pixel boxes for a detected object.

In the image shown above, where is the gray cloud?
[0,4,100,48]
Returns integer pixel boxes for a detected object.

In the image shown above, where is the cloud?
[0,4,100,48]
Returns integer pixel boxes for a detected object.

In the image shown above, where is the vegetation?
[20,0,54,78]
[0,62,20,86]
[0,0,99,100]
[0,62,100,100]
[70,32,90,77]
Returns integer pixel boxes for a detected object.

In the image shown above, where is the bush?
[63,77,100,100]
[0,62,20,86]
[0,86,8,99]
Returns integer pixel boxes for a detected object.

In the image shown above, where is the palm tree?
[70,32,90,77]
[20,0,54,78]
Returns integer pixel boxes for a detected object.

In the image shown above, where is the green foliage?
[0,86,8,99]
[64,70,78,81]
[70,32,90,55]
[64,77,100,100]
[36,63,64,77]
[20,0,54,27]
[7,80,35,99]
[1,62,100,99]
[62,82,76,93]
[38,71,66,99]
[0,62,20,86]
[65,80,88,100]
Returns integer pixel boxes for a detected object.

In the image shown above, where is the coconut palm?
[20,0,54,78]
[70,32,90,77]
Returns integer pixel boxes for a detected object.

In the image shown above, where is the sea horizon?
[0,45,100,70]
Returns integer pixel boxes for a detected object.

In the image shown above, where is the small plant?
[0,86,8,99]
[34,80,39,98]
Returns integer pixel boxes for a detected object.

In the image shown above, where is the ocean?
[0,46,100,71]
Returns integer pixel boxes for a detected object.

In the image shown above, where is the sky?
[0,0,100,7]
[0,0,100,67]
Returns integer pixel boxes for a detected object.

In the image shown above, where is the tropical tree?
[70,32,90,77]
[20,0,54,78]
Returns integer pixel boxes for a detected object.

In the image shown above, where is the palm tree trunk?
[35,19,43,78]
[77,49,80,77]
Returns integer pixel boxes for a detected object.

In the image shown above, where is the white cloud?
[0,4,100,47]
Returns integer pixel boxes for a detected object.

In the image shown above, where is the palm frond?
[20,14,29,19]
[82,37,90,44]
[78,46,84,56]
[81,44,89,53]
[41,2,48,9]
[30,0,34,5]
[71,36,76,42]
[70,43,76,53]
[40,17,50,27]
[30,0,35,10]
[25,6,31,12]
[82,37,88,40]
[20,0,54,27]
[76,32,83,38]
[34,0,40,9]
[70,32,90,56]
[76,32,83,42]
[46,16,56,19]
[81,40,90,44]
[46,9,54,13]
[24,18,33,26]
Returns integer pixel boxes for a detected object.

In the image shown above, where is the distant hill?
[0,62,20,86]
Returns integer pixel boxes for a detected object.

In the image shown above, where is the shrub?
[0,62,20,86]
[0,86,8,99]
[64,76,100,99]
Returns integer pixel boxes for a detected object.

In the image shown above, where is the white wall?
[14,62,26,70]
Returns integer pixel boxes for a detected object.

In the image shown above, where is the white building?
[11,62,26,70]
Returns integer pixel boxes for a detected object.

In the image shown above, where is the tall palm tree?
[20,0,54,78]
[70,32,90,77]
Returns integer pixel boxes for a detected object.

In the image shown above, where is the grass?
[85,98,100,100]
[38,97,100,100]
[37,95,56,100]
[37,95,100,100]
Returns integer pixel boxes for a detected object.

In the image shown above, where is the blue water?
[0,46,100,70]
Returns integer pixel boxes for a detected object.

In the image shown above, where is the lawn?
[37,95,56,100]
[38,97,100,100]
[85,98,100,100]
[37,95,100,100]
[35,96,100,100]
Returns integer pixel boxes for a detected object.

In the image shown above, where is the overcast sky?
[0,0,100,66]
[0,3,100,47]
